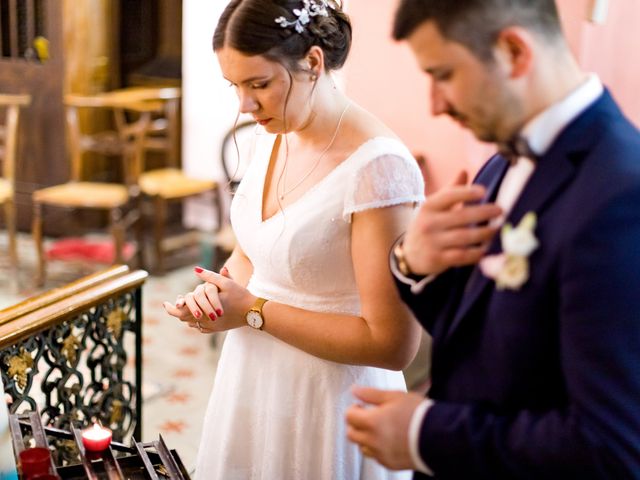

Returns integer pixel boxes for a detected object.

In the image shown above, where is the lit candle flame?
[83,424,112,440]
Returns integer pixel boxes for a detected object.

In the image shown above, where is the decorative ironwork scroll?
[0,266,146,443]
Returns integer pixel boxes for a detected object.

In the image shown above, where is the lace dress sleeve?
[342,153,425,223]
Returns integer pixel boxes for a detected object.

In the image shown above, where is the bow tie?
[498,136,537,165]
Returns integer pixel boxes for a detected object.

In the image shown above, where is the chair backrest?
[220,120,257,191]
[105,87,181,171]
[63,93,151,185]
[0,94,31,185]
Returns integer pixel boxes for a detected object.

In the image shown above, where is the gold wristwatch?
[245,297,268,330]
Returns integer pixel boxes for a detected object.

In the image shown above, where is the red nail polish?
[194,310,201,318]
[194,266,204,273]
[216,309,223,317]
[208,312,216,321]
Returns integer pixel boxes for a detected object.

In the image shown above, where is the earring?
[310,73,317,81]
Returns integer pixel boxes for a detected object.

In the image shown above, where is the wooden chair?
[210,120,257,269]
[106,87,221,274]
[31,93,146,286]
[0,94,31,270]
[221,120,257,192]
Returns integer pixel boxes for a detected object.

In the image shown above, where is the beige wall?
[182,1,238,230]
[345,0,640,193]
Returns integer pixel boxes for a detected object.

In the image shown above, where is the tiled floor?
[140,266,222,474]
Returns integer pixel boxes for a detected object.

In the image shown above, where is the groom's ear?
[493,27,534,79]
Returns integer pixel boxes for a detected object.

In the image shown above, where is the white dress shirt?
[401,74,604,475]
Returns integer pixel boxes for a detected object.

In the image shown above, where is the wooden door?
[0,0,65,231]
[0,0,119,232]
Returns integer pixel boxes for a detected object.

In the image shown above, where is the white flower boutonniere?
[479,212,539,290]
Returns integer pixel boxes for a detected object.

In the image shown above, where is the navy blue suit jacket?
[397,91,640,479]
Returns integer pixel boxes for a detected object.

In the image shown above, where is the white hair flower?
[275,0,332,34]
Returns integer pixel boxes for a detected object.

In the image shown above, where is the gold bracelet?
[393,241,413,277]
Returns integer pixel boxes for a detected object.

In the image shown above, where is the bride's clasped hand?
[162,266,257,334]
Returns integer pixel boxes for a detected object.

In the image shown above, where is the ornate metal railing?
[0,265,147,444]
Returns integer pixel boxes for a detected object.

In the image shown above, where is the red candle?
[19,447,52,478]
[81,424,112,452]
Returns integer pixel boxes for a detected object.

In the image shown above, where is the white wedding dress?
[195,132,425,480]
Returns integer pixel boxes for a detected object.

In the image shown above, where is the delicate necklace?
[279,102,350,200]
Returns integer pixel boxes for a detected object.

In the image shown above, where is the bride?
[164,1,424,478]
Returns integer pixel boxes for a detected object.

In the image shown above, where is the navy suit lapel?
[479,155,510,202]
[441,91,612,346]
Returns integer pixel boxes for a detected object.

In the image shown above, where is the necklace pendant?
[277,102,350,203]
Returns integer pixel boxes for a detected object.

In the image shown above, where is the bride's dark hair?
[213,0,352,73]
[214,1,352,225]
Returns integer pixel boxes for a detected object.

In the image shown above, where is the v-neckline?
[258,135,394,224]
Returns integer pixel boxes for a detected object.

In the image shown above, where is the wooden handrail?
[0,265,148,349]
[0,265,128,321]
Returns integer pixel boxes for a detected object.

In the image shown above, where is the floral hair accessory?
[275,0,333,34]
[479,211,539,290]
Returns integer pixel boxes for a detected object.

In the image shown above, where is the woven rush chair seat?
[31,93,147,286]
[139,168,217,200]
[33,182,130,209]
[102,87,222,274]
[56,87,222,274]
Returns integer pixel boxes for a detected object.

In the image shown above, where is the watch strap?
[251,297,268,313]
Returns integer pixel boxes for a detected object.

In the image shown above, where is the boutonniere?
[479,212,539,290]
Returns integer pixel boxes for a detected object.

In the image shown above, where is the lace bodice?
[230,134,425,315]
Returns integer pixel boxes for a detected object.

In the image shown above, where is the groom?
[346,0,640,478]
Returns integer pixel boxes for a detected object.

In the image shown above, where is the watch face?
[246,310,263,329]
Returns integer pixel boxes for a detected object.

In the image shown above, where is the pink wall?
[345,0,640,193]
[558,0,640,125]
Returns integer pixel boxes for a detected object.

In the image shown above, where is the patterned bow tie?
[498,136,537,165]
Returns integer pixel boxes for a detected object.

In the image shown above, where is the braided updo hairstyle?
[214,0,352,73]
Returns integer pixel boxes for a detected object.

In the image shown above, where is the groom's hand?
[403,170,502,275]
[346,386,423,470]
